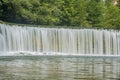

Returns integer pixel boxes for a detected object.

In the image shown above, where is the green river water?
[0,56,119,80]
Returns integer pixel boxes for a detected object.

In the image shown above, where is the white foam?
[0,51,120,57]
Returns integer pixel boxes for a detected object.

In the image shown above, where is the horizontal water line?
[0,51,120,57]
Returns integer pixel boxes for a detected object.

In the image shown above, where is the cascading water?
[0,24,120,56]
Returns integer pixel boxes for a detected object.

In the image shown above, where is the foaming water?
[0,51,120,57]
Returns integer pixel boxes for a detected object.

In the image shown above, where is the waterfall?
[0,24,120,56]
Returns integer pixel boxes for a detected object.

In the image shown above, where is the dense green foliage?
[0,0,120,28]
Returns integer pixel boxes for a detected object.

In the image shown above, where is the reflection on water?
[0,56,119,80]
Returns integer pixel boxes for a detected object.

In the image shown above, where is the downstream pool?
[0,56,120,80]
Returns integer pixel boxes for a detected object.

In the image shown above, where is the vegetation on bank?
[0,0,120,29]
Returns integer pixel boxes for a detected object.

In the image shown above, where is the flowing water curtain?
[0,24,120,55]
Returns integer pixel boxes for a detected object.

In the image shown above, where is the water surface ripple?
[0,56,119,80]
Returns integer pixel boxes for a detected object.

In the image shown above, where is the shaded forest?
[0,0,120,29]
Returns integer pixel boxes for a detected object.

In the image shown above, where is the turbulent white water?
[0,24,120,56]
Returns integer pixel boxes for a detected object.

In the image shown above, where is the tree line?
[0,0,120,29]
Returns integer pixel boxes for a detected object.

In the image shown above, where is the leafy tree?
[117,0,120,8]
[36,0,63,25]
[70,0,89,27]
[85,0,106,27]
[60,0,89,27]
[0,0,120,28]
[101,3,120,28]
